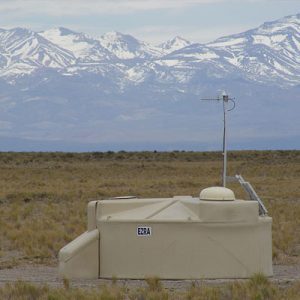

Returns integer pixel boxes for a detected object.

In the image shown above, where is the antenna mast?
[201,92,235,187]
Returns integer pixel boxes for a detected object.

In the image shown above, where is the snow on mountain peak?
[99,31,162,59]
[282,13,300,24]
[0,27,76,77]
[101,31,135,43]
[42,27,77,37]
[1,13,300,85]
[160,36,191,54]
[205,13,300,84]
[56,27,77,36]
[256,13,300,35]
[40,27,113,61]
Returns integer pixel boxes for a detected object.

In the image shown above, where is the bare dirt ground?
[0,264,299,290]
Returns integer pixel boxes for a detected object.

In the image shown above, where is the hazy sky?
[1,0,300,44]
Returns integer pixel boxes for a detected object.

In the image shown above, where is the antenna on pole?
[201,91,235,187]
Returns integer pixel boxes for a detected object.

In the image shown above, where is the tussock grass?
[145,276,163,292]
[0,274,300,299]
[0,151,299,267]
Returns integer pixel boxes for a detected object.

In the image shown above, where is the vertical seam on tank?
[96,201,101,278]
[98,230,101,278]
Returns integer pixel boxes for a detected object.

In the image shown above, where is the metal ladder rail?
[226,174,268,216]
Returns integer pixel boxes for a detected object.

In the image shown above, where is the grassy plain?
[0,150,299,298]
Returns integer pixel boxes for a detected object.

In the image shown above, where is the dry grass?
[0,150,299,267]
[0,274,300,299]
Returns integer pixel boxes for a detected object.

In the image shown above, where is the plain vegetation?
[0,150,299,298]
[1,274,300,299]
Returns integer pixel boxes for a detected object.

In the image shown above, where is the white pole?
[222,95,228,187]
[201,92,233,187]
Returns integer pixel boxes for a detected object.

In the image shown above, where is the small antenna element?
[201,91,236,187]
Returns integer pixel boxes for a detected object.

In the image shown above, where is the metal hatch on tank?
[58,92,272,279]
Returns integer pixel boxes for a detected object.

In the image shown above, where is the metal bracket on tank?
[226,174,268,216]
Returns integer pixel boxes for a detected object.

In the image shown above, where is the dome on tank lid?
[199,187,235,201]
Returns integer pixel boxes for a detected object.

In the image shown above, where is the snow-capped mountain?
[0,14,300,150]
[98,31,162,59]
[160,36,191,54]
[0,27,75,77]
[39,27,114,62]
[207,13,300,85]
[1,14,300,86]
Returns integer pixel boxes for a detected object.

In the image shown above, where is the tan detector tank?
[59,186,272,279]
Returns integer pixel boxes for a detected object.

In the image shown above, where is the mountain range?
[0,14,300,151]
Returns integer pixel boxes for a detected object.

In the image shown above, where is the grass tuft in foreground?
[0,274,299,299]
